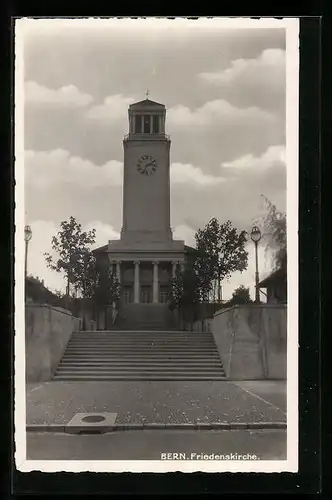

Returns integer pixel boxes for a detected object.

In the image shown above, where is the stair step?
[71,334,214,342]
[71,338,210,341]
[57,370,224,377]
[71,337,214,340]
[66,343,215,347]
[65,346,215,350]
[59,361,222,366]
[68,339,215,348]
[64,348,217,352]
[54,376,226,381]
[71,335,211,338]
[62,352,220,356]
[72,331,209,335]
[57,365,225,370]
[59,357,220,366]
[64,352,218,356]
[56,370,225,376]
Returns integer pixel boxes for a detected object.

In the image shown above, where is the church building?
[94,97,187,329]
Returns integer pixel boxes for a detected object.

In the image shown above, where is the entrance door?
[123,288,133,304]
[141,287,152,303]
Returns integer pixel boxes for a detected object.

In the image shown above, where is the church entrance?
[140,286,152,304]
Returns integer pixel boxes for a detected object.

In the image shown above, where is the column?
[153,261,159,303]
[134,261,140,303]
[180,262,185,273]
[116,261,121,283]
[172,261,177,278]
[110,260,115,277]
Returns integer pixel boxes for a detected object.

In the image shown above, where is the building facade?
[95,98,186,327]
[259,268,287,304]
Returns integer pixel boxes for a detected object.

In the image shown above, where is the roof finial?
[145,89,149,99]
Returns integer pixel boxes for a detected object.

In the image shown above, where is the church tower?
[121,97,172,243]
[105,95,185,320]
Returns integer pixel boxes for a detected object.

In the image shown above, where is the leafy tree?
[168,220,248,328]
[168,263,200,329]
[44,216,96,298]
[89,259,121,328]
[225,285,252,307]
[195,218,248,303]
[259,196,287,271]
[93,264,121,306]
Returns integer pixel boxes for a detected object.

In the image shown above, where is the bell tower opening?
[129,103,165,137]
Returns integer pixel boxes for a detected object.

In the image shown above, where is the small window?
[135,115,142,134]
[152,115,159,133]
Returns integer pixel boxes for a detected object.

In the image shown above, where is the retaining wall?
[25,304,79,382]
[212,305,287,380]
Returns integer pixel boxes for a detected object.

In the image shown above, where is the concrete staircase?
[53,330,226,381]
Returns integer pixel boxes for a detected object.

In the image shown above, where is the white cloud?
[86,94,136,123]
[171,162,227,186]
[168,99,273,129]
[85,220,120,248]
[25,149,123,189]
[25,150,227,190]
[172,224,195,246]
[221,145,285,171]
[199,48,285,89]
[27,220,65,292]
[25,81,94,107]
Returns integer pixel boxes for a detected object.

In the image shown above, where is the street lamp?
[24,225,32,279]
[250,225,261,303]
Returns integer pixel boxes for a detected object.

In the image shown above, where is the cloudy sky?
[19,18,292,299]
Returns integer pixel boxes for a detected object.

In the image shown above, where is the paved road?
[26,380,286,426]
[26,429,287,461]
[234,381,287,413]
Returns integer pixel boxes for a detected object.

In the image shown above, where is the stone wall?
[212,305,287,380]
[25,304,79,382]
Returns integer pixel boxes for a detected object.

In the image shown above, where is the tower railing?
[124,133,171,142]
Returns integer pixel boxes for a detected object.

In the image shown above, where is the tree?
[168,263,200,330]
[44,216,96,298]
[225,285,252,307]
[195,218,248,303]
[259,196,287,271]
[89,259,121,329]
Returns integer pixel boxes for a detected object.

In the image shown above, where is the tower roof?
[129,98,165,109]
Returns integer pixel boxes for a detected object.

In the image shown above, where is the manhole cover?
[66,412,118,434]
[82,415,106,423]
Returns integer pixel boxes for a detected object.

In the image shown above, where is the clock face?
[137,155,157,176]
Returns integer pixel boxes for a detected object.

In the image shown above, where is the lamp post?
[250,225,261,303]
[24,225,32,279]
